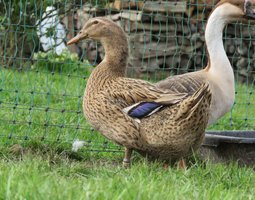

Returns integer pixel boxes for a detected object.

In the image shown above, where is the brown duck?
[67,0,255,166]
[67,15,211,167]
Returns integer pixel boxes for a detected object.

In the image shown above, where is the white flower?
[72,140,86,152]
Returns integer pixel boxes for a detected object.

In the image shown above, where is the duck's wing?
[123,82,210,120]
[175,82,211,121]
[122,92,188,119]
[106,78,189,119]
[110,77,189,103]
[156,71,205,94]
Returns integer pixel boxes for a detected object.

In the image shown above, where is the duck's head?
[216,0,255,19]
[67,17,124,45]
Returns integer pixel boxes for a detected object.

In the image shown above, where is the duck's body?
[157,70,233,125]
[84,65,211,161]
[76,22,211,162]
[157,1,238,125]
[67,0,255,165]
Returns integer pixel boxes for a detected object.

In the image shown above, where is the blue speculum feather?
[128,102,163,119]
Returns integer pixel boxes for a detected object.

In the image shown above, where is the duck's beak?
[67,32,88,45]
[244,0,255,19]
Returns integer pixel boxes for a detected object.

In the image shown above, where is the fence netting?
[0,0,254,151]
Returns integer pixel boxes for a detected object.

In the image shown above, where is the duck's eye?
[93,20,99,25]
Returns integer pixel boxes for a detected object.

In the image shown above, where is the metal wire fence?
[0,0,254,151]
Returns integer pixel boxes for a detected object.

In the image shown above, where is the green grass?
[0,67,119,150]
[0,68,254,146]
[0,67,254,149]
[0,68,255,199]
[0,150,254,200]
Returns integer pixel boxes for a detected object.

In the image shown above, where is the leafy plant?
[32,50,93,74]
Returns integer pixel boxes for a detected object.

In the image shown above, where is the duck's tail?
[175,82,212,121]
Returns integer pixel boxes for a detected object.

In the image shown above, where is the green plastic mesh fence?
[0,0,254,151]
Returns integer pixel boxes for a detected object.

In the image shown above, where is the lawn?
[0,67,254,199]
[0,150,255,200]
[0,67,254,146]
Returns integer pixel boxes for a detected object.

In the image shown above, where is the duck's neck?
[86,30,129,93]
[205,4,235,85]
[101,35,129,75]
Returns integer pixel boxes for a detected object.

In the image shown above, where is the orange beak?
[67,32,88,45]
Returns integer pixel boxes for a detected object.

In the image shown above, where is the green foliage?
[32,50,93,74]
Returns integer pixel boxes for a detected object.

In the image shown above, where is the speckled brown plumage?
[67,17,212,165]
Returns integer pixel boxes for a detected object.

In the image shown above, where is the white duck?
[157,0,255,125]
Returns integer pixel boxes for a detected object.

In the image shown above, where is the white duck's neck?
[205,3,235,84]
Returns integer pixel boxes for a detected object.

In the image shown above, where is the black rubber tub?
[199,131,255,168]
